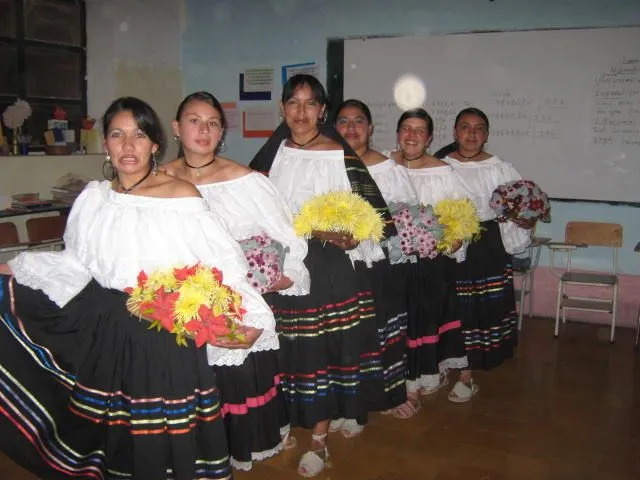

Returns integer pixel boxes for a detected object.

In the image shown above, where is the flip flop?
[448,380,479,403]
[390,399,421,419]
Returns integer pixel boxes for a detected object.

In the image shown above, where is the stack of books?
[51,179,87,205]
[10,193,55,211]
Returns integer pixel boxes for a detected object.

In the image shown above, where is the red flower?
[150,289,180,332]
[137,271,148,287]
[184,304,233,347]
[173,264,199,281]
[210,267,223,283]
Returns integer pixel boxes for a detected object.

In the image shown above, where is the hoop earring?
[152,152,158,175]
[318,111,328,125]
[174,135,180,143]
[102,154,116,180]
[217,138,226,153]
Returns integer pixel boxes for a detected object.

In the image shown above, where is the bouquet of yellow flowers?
[125,264,247,347]
[433,198,482,253]
[293,191,384,243]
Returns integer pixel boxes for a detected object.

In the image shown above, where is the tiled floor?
[1,318,638,479]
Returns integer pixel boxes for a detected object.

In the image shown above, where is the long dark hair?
[175,91,227,129]
[174,91,227,158]
[454,107,490,131]
[282,74,328,106]
[396,108,434,137]
[334,99,373,124]
[252,75,357,170]
[102,96,167,159]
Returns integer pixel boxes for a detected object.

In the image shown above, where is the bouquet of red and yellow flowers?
[125,264,246,347]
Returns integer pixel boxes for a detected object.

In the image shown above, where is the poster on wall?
[243,68,274,93]
[242,106,278,138]
[281,62,318,85]
[239,68,272,101]
[221,102,240,132]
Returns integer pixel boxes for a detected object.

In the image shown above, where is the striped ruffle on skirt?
[406,256,467,393]
[213,349,288,471]
[452,220,518,370]
[0,276,231,480]
[263,240,368,429]
[355,256,408,414]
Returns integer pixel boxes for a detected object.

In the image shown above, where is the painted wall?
[181,0,640,288]
[85,0,185,161]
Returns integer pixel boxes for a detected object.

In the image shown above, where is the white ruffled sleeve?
[347,240,386,267]
[188,211,279,367]
[496,162,532,255]
[7,182,102,307]
[250,174,310,296]
[448,241,468,263]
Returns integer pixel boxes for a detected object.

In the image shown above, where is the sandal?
[390,395,421,420]
[280,425,297,450]
[339,419,364,439]
[328,418,345,433]
[448,379,479,403]
[420,372,450,396]
[297,432,331,478]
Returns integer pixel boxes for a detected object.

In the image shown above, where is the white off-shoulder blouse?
[8,180,278,367]
[196,171,310,296]
[366,158,419,204]
[406,164,475,262]
[443,155,531,254]
[268,141,385,267]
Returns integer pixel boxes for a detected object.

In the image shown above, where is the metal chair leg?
[610,283,618,343]
[518,275,527,331]
[554,281,563,338]
[527,271,535,319]
[635,307,639,348]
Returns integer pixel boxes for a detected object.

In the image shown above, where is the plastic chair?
[0,221,27,262]
[0,222,19,246]
[548,221,622,343]
[513,236,551,330]
[24,215,66,251]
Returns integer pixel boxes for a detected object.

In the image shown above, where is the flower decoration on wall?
[2,99,32,131]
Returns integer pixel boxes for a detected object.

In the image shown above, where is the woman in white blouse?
[443,107,532,401]
[163,91,309,471]
[334,99,416,420]
[250,75,396,478]
[390,108,471,405]
[0,97,275,480]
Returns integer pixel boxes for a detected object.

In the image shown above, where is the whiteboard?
[344,27,640,203]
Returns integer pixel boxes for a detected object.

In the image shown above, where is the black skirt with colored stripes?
[406,255,467,392]
[354,256,408,414]
[263,240,368,429]
[0,275,232,480]
[452,220,518,370]
[213,349,288,471]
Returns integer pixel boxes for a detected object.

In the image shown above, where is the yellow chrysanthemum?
[210,284,233,316]
[293,191,384,242]
[126,285,155,307]
[146,269,179,291]
[174,283,209,323]
[434,198,482,252]
[179,267,218,300]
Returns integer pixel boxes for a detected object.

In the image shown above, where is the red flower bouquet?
[490,180,551,224]
[125,264,247,347]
